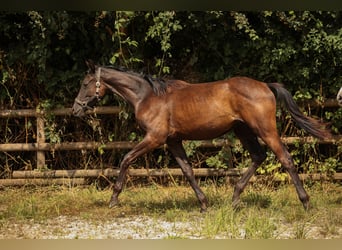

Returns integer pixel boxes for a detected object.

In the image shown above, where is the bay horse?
[72,60,331,212]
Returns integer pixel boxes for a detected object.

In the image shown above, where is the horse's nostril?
[72,103,82,116]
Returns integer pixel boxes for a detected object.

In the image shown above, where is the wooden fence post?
[36,114,45,170]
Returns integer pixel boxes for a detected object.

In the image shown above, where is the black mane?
[143,75,168,96]
[104,66,168,96]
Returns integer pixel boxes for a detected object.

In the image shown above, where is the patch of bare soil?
[0,216,201,239]
[1,215,341,239]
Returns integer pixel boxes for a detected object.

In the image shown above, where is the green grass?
[0,181,341,239]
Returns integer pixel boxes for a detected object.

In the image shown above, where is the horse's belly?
[169,115,236,140]
[167,89,239,140]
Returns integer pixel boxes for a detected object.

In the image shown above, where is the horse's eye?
[82,80,90,86]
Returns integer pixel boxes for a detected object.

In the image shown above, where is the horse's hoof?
[232,199,245,211]
[200,207,207,213]
[303,201,311,211]
[109,198,119,209]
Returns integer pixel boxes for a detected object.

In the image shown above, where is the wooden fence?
[0,99,341,187]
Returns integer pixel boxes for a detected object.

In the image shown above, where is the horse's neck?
[102,70,151,110]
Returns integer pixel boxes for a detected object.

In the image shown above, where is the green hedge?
[0,11,341,175]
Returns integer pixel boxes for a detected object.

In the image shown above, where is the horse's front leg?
[109,134,163,208]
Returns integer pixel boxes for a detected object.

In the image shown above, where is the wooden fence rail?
[1,99,341,186]
[11,167,244,179]
[0,136,341,152]
[0,106,121,171]
[0,98,338,119]
[1,168,341,187]
[0,106,121,118]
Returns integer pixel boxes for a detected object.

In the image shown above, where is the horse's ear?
[85,59,96,73]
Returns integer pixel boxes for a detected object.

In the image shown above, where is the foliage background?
[0,11,341,178]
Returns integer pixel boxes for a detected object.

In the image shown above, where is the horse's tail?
[267,82,331,140]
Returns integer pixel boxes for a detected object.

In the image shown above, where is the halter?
[75,67,102,110]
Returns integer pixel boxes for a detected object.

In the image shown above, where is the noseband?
[75,67,102,110]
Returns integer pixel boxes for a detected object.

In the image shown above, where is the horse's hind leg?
[260,134,310,210]
[250,111,310,210]
[232,123,267,209]
[167,139,208,212]
[241,92,309,210]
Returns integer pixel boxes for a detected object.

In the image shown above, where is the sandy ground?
[1,215,341,239]
[1,216,201,239]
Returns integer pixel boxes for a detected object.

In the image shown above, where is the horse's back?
[165,76,275,117]
[225,77,275,99]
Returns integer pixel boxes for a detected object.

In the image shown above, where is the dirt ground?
[1,215,341,239]
[1,215,200,239]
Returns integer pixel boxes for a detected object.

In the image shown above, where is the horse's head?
[72,60,107,117]
[337,87,342,107]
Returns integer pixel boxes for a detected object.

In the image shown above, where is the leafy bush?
[0,11,341,175]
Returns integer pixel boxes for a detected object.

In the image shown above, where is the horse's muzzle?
[72,96,98,117]
[72,102,86,117]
